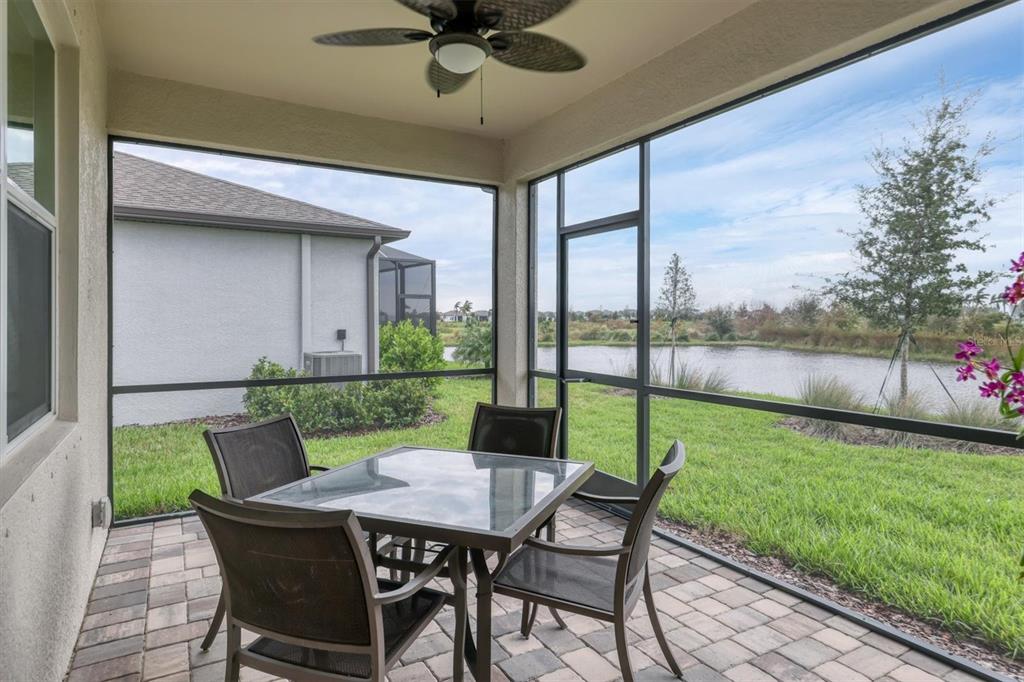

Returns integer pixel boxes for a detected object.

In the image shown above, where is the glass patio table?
[248,445,595,681]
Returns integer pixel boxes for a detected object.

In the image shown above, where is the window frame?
[0,0,59,459]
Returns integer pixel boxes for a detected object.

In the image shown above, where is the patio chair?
[189,490,452,682]
[491,441,686,681]
[198,414,329,650]
[466,401,562,632]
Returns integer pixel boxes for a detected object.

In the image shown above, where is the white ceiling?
[97,0,756,139]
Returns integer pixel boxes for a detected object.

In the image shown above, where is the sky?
[537,1,1024,312]
[103,3,1023,317]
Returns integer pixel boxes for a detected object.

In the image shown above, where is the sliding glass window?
[4,0,57,451]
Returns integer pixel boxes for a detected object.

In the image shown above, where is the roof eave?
[113,205,411,242]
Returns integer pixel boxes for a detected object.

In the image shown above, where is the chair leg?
[644,568,683,678]
[614,616,635,682]
[541,518,568,630]
[519,601,539,637]
[224,622,240,682]
[200,592,225,651]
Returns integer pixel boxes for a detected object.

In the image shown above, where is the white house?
[441,310,465,323]
[111,152,432,425]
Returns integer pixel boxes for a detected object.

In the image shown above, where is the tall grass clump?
[797,375,862,439]
[941,400,1011,431]
[672,362,731,393]
[882,390,931,447]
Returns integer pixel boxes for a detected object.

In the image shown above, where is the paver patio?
[68,501,985,682]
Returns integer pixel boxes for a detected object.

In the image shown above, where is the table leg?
[470,548,492,682]
[449,547,469,682]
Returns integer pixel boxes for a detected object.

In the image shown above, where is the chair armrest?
[524,536,629,557]
[309,465,330,472]
[375,544,455,605]
[573,491,639,505]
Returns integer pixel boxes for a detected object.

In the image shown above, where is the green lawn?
[114,377,1024,658]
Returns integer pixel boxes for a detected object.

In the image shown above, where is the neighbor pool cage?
[379,245,437,334]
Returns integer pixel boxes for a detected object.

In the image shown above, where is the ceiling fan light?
[436,42,487,73]
[429,33,492,75]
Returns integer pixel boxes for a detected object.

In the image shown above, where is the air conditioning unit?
[303,351,363,377]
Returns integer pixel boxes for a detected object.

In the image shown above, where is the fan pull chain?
[479,65,484,126]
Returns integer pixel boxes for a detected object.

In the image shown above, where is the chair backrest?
[189,490,379,649]
[204,414,311,499]
[622,441,685,585]
[467,402,561,459]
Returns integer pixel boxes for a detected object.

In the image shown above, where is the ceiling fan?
[312,0,586,95]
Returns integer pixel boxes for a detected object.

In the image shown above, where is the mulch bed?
[656,516,1024,680]
[779,416,1022,455]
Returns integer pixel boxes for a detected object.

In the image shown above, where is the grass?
[114,378,1024,658]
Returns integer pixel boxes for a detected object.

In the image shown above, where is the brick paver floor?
[68,501,987,682]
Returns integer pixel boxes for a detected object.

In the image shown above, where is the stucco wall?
[112,222,373,425]
[107,70,504,185]
[0,1,110,680]
[309,235,370,367]
[113,221,300,423]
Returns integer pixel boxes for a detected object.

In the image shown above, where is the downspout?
[366,236,382,373]
[299,234,312,368]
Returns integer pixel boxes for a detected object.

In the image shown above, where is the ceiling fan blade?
[427,59,474,94]
[395,0,458,21]
[489,31,585,72]
[313,28,433,46]
[475,0,574,31]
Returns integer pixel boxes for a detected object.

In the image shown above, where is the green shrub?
[365,379,432,428]
[453,318,492,368]
[242,322,443,434]
[243,357,304,422]
[379,320,445,373]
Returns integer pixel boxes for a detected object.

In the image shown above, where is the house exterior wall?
[0,1,110,680]
[309,235,370,367]
[112,221,373,425]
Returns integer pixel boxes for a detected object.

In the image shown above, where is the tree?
[656,253,697,384]
[705,305,735,338]
[825,91,998,401]
[453,316,492,368]
[788,294,823,326]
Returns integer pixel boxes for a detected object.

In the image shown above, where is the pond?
[521,344,985,412]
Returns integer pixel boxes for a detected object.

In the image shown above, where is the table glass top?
[254,447,589,533]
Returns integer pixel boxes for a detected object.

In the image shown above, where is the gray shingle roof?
[112,152,410,242]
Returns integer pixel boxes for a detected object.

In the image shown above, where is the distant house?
[110,152,434,425]
[441,310,465,323]
[473,310,492,323]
